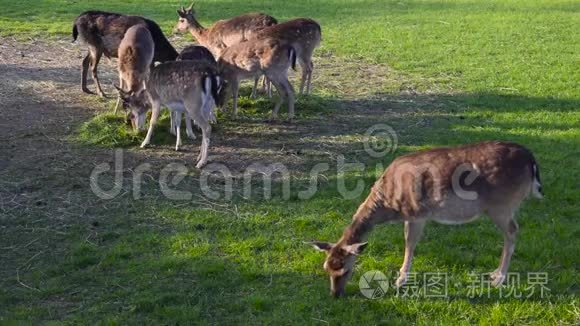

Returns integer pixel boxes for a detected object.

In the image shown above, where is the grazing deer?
[217,38,297,120]
[170,45,218,140]
[174,4,276,97]
[310,141,543,297]
[72,11,178,97]
[114,25,154,123]
[118,61,221,168]
[254,18,321,95]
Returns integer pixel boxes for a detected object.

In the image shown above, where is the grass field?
[1,0,578,324]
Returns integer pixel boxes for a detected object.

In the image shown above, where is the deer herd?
[72,4,543,297]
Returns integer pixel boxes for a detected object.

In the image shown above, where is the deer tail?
[531,161,544,199]
[72,24,79,43]
[288,47,297,71]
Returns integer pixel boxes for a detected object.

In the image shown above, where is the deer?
[169,45,218,141]
[72,10,178,97]
[114,24,154,126]
[309,141,543,297]
[217,37,297,120]
[253,18,321,95]
[174,3,276,98]
[117,61,221,168]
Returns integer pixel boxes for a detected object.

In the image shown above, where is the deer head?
[309,241,368,297]
[115,86,150,131]
[174,2,198,33]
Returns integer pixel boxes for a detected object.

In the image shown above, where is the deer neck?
[339,182,396,245]
[188,20,208,42]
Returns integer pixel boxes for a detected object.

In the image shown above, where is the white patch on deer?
[532,163,543,199]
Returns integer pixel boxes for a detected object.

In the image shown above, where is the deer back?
[118,25,155,92]
[376,141,538,218]
[147,61,220,105]
[255,18,321,50]
[73,11,177,61]
[217,38,293,79]
[177,45,216,65]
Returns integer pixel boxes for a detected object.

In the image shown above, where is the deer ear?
[343,242,368,255]
[307,241,333,252]
[186,1,195,14]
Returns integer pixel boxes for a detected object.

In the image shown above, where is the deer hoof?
[491,273,506,287]
[82,88,95,95]
[395,274,407,288]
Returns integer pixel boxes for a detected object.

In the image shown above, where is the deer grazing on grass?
[253,18,321,95]
[217,38,297,120]
[72,11,178,97]
[114,25,154,126]
[174,4,276,97]
[117,61,221,168]
[310,141,543,297]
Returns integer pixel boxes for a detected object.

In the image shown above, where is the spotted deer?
[174,4,276,97]
[170,45,218,141]
[310,141,543,297]
[253,18,321,95]
[72,11,178,97]
[217,38,297,120]
[114,24,154,124]
[117,61,221,168]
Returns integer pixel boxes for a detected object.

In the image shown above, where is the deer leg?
[89,48,106,97]
[268,78,284,121]
[281,78,295,121]
[231,78,240,118]
[396,220,426,288]
[306,61,314,94]
[174,111,183,151]
[114,73,124,113]
[298,59,309,95]
[489,211,518,287]
[251,76,260,99]
[265,77,272,98]
[169,110,177,136]
[185,114,196,140]
[81,53,94,94]
[196,123,211,169]
[141,100,160,148]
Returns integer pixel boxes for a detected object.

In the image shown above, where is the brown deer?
[114,24,154,124]
[253,18,321,95]
[174,4,276,97]
[117,61,221,168]
[217,38,297,120]
[72,11,178,97]
[310,141,543,297]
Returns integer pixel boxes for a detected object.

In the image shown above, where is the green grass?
[1,0,579,324]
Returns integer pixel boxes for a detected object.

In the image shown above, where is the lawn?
[0,0,578,324]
